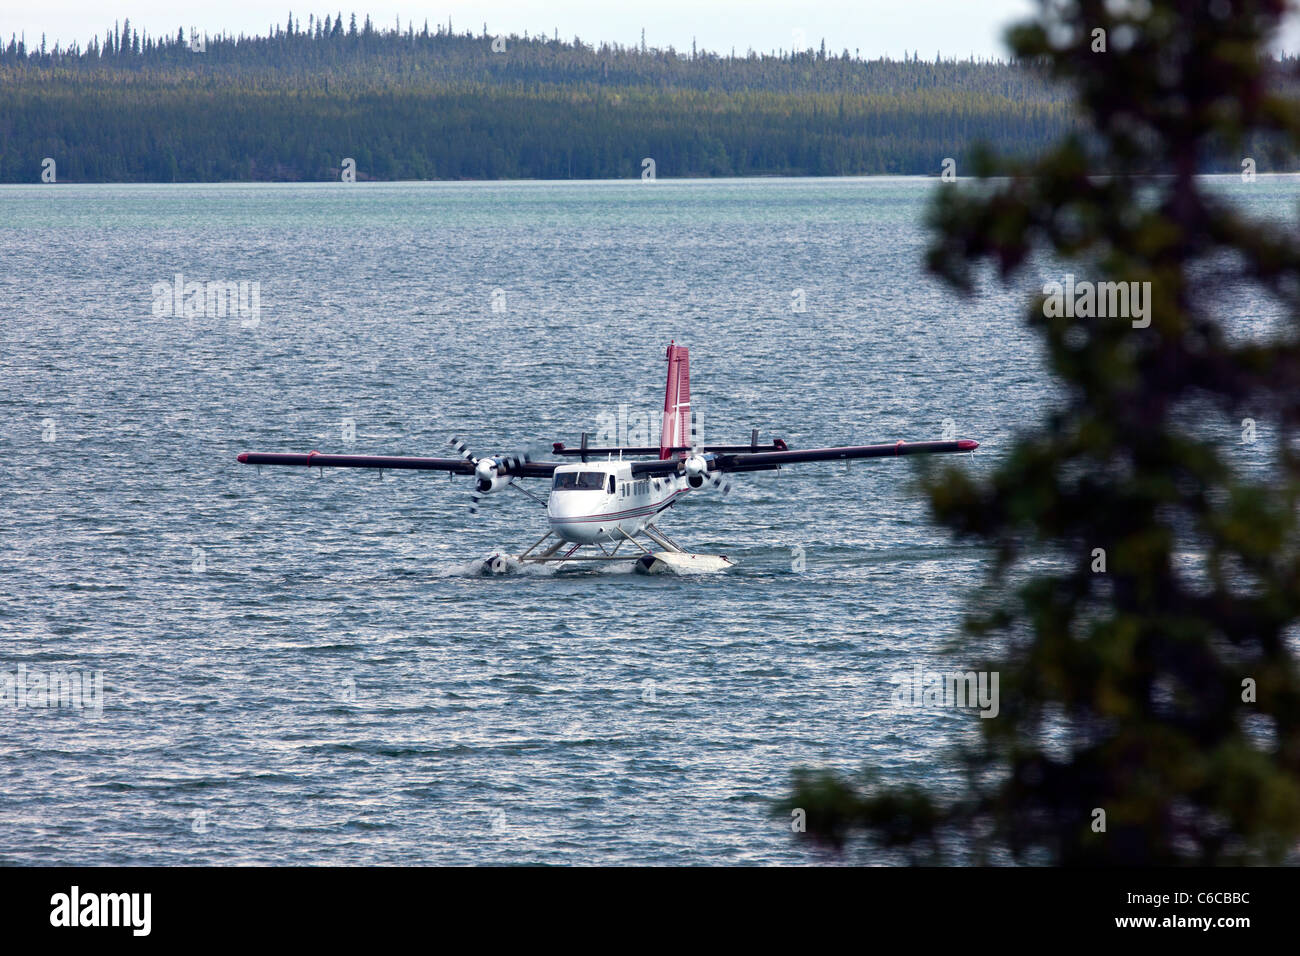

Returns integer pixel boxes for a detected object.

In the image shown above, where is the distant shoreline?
[3,28,1296,183]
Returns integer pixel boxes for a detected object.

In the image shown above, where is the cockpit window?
[552,471,608,491]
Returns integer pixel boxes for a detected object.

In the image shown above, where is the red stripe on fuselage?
[549,490,686,524]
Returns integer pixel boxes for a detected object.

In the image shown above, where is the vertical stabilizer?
[659,342,690,459]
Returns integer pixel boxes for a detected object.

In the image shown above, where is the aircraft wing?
[627,439,978,477]
[235,452,559,478]
[714,439,978,471]
[237,439,976,477]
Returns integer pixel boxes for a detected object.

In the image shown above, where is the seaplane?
[236,343,979,574]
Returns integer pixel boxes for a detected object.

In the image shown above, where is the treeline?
[0,16,1294,182]
[1,82,1072,181]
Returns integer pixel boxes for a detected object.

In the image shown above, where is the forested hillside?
[0,15,1293,182]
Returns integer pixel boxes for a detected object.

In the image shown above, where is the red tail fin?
[659,342,690,459]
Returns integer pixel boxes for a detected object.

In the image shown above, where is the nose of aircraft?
[548,491,597,541]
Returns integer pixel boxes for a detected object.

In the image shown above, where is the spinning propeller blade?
[448,437,540,517]
[449,437,475,463]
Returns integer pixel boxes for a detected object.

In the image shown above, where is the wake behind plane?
[236,343,979,573]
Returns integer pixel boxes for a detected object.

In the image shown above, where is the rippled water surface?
[3,176,1296,864]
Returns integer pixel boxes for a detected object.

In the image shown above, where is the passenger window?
[607,475,615,494]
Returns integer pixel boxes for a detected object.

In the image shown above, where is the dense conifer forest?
[0,14,1294,181]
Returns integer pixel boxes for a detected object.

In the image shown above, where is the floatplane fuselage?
[237,343,978,573]
[547,462,687,545]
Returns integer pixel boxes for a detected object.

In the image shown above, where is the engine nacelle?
[474,458,509,494]
[477,473,509,494]
[684,454,709,488]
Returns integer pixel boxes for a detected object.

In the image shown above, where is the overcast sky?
[8,1,1300,59]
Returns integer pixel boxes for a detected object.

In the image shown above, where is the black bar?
[0,865,1282,943]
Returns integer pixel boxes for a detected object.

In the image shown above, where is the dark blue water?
[2,176,1294,864]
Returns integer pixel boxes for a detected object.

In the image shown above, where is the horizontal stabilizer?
[552,440,790,458]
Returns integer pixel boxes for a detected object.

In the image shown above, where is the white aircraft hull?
[548,473,688,544]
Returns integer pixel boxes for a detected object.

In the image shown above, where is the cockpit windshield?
[552,471,607,491]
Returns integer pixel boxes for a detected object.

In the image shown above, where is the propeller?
[684,443,731,497]
[449,437,539,516]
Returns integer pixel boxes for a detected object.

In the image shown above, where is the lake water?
[2,176,1295,864]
